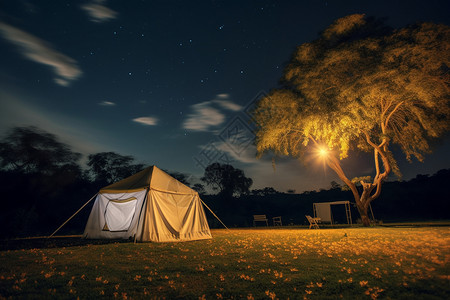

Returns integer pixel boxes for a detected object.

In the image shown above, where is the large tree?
[201,163,253,198]
[253,15,450,226]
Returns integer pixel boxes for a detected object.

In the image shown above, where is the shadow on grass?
[0,236,131,251]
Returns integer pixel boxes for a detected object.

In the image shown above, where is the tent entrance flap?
[104,198,138,232]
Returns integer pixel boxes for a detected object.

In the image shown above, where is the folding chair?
[272,216,282,226]
[306,215,320,229]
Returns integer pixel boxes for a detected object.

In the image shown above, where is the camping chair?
[253,215,268,226]
[306,215,320,229]
[273,216,282,226]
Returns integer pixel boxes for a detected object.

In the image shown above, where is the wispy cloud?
[183,102,225,131]
[0,22,82,87]
[183,94,243,132]
[133,116,158,126]
[99,101,116,106]
[215,100,242,111]
[81,0,118,23]
[206,140,258,164]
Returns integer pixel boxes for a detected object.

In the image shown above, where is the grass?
[1,227,449,299]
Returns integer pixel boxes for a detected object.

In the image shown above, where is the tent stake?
[200,199,229,230]
[48,193,98,238]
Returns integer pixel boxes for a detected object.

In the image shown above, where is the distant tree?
[201,163,253,198]
[165,170,191,186]
[262,187,279,195]
[330,181,342,189]
[253,15,450,226]
[86,152,144,184]
[0,126,81,175]
[286,189,296,194]
[250,189,264,196]
[192,183,206,195]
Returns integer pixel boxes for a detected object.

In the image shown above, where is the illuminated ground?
[1,227,449,299]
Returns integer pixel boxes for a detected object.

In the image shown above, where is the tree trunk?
[355,193,372,227]
[357,205,371,227]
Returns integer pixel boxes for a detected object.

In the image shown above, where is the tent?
[82,166,212,242]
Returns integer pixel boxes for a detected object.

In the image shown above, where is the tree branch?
[327,154,361,202]
[362,130,392,202]
[373,149,380,183]
[384,101,404,130]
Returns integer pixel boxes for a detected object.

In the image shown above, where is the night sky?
[1,0,449,193]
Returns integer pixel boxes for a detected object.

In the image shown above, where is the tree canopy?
[86,152,145,184]
[0,126,81,175]
[253,14,450,225]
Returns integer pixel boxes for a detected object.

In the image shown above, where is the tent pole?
[200,199,229,230]
[48,193,98,238]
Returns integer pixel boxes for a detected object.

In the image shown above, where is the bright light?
[319,147,328,157]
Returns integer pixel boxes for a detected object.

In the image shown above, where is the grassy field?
[1,227,449,299]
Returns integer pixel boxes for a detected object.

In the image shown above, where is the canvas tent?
[83,166,212,242]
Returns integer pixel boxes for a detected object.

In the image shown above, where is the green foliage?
[254,14,450,163]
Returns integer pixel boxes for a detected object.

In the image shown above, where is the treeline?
[203,168,450,228]
[0,126,449,238]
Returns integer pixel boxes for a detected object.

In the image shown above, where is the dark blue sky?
[1,0,449,192]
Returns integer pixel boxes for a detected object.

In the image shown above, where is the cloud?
[81,0,118,23]
[183,94,243,132]
[99,101,116,106]
[183,103,225,131]
[133,117,158,126]
[0,22,82,87]
[214,100,242,111]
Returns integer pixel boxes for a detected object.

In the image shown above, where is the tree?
[251,187,280,196]
[165,170,191,186]
[192,183,206,195]
[253,15,450,226]
[330,181,342,190]
[86,152,145,184]
[0,126,81,175]
[201,163,253,198]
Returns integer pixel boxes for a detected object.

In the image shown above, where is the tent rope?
[200,199,229,230]
[48,193,98,238]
